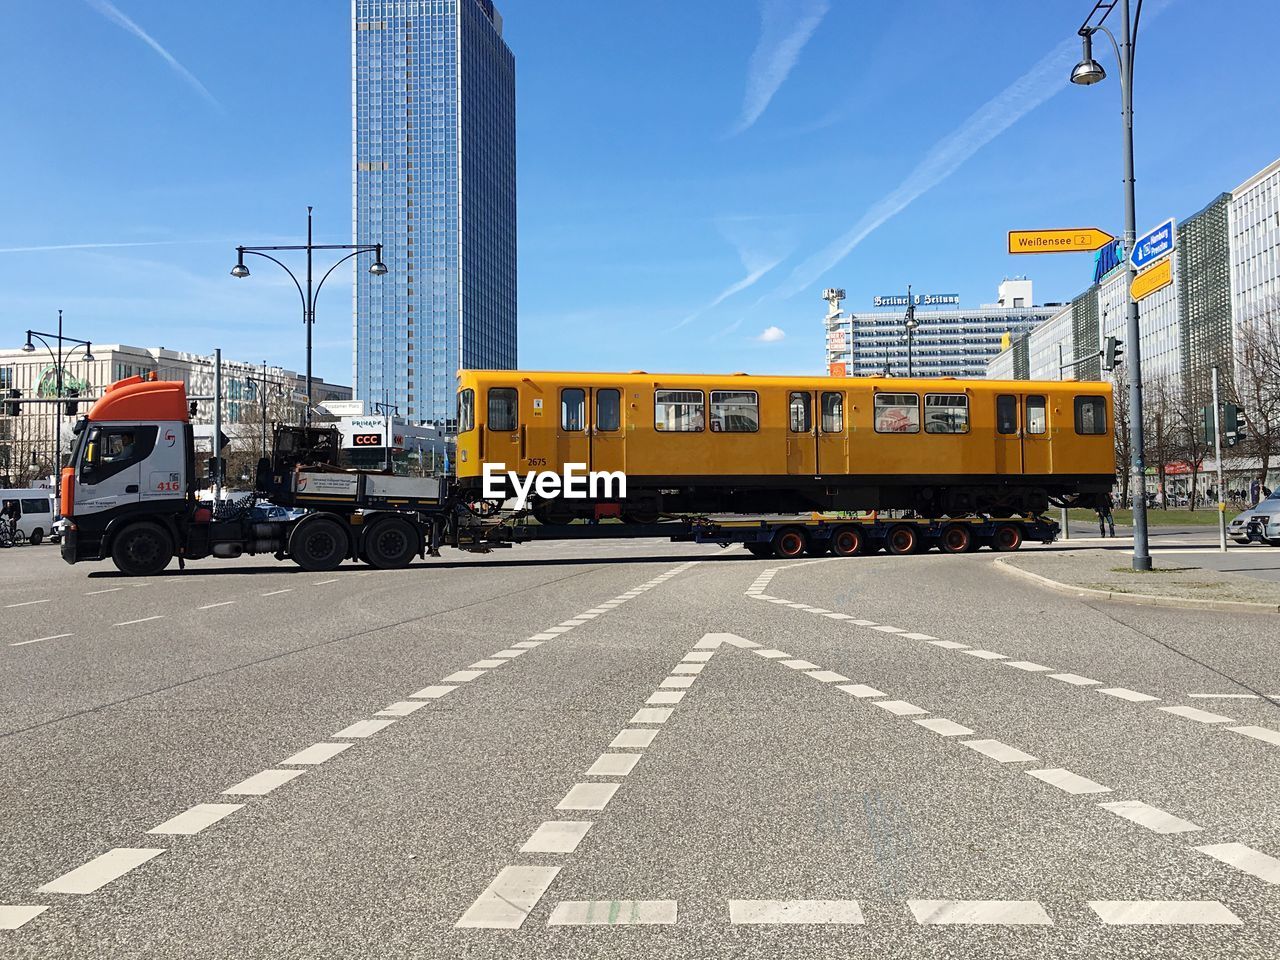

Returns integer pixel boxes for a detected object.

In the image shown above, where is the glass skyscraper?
[353,0,516,426]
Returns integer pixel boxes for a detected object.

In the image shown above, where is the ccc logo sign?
[353,433,383,446]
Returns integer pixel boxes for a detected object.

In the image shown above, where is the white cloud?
[85,0,221,111]
[732,0,829,135]
[756,325,786,343]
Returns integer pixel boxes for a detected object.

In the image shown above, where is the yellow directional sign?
[1131,256,1173,301]
[1008,227,1115,254]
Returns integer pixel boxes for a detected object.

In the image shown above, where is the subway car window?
[487,387,518,432]
[1027,395,1047,435]
[996,395,1018,434]
[561,388,586,431]
[788,392,811,432]
[655,390,704,431]
[710,391,759,433]
[874,393,920,434]
[821,392,844,433]
[924,394,969,434]
[596,389,621,432]
[1075,395,1107,435]
[458,389,475,433]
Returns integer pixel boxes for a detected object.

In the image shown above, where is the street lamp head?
[1071,30,1106,85]
[369,244,388,276]
[21,334,35,353]
[230,247,250,278]
[83,344,94,363]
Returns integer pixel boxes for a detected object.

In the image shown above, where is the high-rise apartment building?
[353,0,516,426]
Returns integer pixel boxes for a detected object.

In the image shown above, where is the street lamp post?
[903,284,919,378]
[231,207,386,425]
[244,361,284,461]
[373,399,398,474]
[1071,0,1152,571]
[23,310,94,504]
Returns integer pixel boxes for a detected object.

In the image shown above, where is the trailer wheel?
[363,516,419,569]
[111,522,173,577]
[621,509,660,525]
[289,515,349,571]
[992,524,1023,552]
[940,524,974,554]
[831,526,863,557]
[886,524,921,555]
[773,527,808,559]
[532,500,576,526]
[744,542,772,557]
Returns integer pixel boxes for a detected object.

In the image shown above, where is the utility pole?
[904,284,918,378]
[1211,366,1227,552]
[1058,344,1070,540]
[213,348,223,503]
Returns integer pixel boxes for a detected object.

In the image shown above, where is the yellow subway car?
[454,370,1115,522]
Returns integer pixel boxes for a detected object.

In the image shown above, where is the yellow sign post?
[1131,256,1173,301]
[1007,228,1115,254]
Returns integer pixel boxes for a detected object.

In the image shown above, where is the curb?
[992,557,1280,615]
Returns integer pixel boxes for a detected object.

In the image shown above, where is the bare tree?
[1143,375,1176,509]
[1233,293,1280,493]
[1169,373,1212,510]
[1109,367,1132,506]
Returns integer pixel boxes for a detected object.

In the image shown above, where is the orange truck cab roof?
[87,376,190,423]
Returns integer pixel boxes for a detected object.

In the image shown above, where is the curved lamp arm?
[243,250,308,313]
[312,247,380,310]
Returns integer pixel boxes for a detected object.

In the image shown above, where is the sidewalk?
[995,548,1280,613]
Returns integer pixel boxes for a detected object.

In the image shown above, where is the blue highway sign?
[1131,218,1176,270]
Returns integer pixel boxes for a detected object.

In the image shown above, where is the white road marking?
[520,821,592,854]
[408,685,457,699]
[729,900,864,924]
[671,664,705,675]
[468,659,507,669]
[1088,901,1241,925]
[491,649,528,659]
[928,640,969,650]
[148,803,244,836]
[513,641,543,649]
[753,649,790,659]
[1027,768,1112,795]
[1099,800,1201,834]
[827,613,855,620]
[1228,725,1280,746]
[529,633,559,640]
[630,708,673,724]
[85,588,123,596]
[261,589,292,596]
[0,905,47,930]
[10,633,73,647]
[1194,842,1280,884]
[871,625,906,634]
[806,670,851,683]
[38,848,165,895]
[660,676,696,689]
[197,601,236,610]
[805,607,831,614]
[913,718,973,737]
[586,753,641,776]
[875,700,928,717]
[376,701,427,717]
[548,900,677,925]
[1189,693,1258,699]
[313,579,339,585]
[838,684,886,699]
[1099,687,1160,703]
[1158,705,1233,724]
[1005,661,1053,672]
[781,659,820,670]
[962,739,1038,763]
[850,619,878,626]
[963,650,1008,660]
[333,719,397,739]
[222,769,306,796]
[1050,673,1101,686]
[443,670,485,683]
[281,742,352,765]
[611,729,657,749]
[113,616,164,627]
[455,865,561,928]
[543,627,573,635]
[561,619,587,626]
[647,691,685,705]
[901,632,937,640]
[556,783,619,811]
[908,900,1052,925]
[4,598,52,608]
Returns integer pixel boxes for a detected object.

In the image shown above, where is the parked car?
[0,489,57,545]
[1227,489,1280,545]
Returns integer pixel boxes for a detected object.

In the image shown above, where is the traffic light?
[63,388,79,417]
[188,400,199,418]
[1101,336,1123,371]
[3,389,19,417]
[205,456,226,484]
[1223,404,1242,446]
[1202,405,1215,445]
[1236,407,1250,438]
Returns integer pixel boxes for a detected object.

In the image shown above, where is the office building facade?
[353,0,516,426]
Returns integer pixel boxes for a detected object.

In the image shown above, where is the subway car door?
[1021,393,1052,474]
[486,386,521,469]
[994,394,1023,473]
[786,390,817,475]
[557,387,591,469]
[817,390,848,477]
[591,387,625,474]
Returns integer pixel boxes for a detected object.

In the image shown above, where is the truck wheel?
[363,517,419,569]
[992,524,1023,552]
[773,528,807,559]
[886,524,920,555]
[289,516,349,571]
[111,522,173,576]
[831,526,863,557]
[29,528,44,546]
[940,524,973,554]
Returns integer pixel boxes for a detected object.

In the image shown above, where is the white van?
[0,489,58,545]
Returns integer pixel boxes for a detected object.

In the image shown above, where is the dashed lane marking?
[556,783,619,811]
[585,753,640,777]
[683,651,714,662]
[1027,768,1112,795]
[468,659,507,669]
[646,691,685,705]
[443,670,486,683]
[1194,842,1280,884]
[806,670,851,683]
[4,598,51,608]
[37,848,165,895]
[492,649,528,658]
[1228,725,1280,746]
[928,640,969,650]
[313,579,339,585]
[780,659,819,670]
[261,589,292,597]
[753,649,790,659]
[455,866,562,929]
[1005,661,1053,672]
[913,718,974,737]
[407,684,457,699]
[376,701,427,717]
[280,742,352,765]
[838,684,886,699]
[1099,687,1161,703]
[729,900,865,924]
[512,641,543,649]
[520,822,592,854]
[147,803,244,836]
[963,650,1008,661]
[0,905,48,930]
[660,675,697,689]
[197,601,236,610]
[1088,901,1241,925]
[1050,673,1101,686]
[332,719,397,739]
[875,700,928,717]
[962,739,1038,764]
[908,900,1052,925]
[10,633,72,647]
[112,616,164,627]
[630,708,673,724]
[1158,705,1234,724]
[221,769,306,796]
[84,588,123,596]
[1099,800,1201,835]
[547,900,677,926]
[671,664,704,675]
[611,729,658,749]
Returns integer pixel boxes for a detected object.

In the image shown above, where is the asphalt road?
[2,534,1278,958]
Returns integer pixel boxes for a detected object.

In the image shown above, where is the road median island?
[994,549,1280,614]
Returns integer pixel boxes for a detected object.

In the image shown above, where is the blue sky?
[1,0,1277,384]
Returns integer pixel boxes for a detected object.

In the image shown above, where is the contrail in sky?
[732,0,829,135]
[0,240,210,254]
[85,0,221,111]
